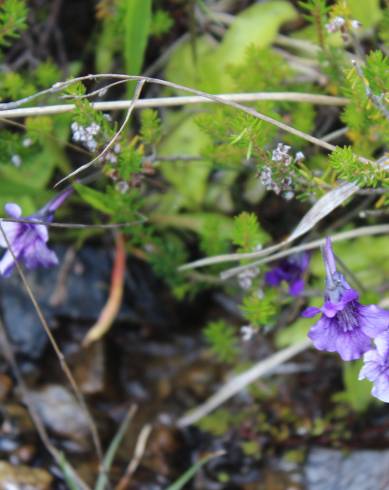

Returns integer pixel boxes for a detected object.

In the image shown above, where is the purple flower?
[0,189,72,277]
[265,252,310,296]
[302,238,389,361]
[359,332,389,403]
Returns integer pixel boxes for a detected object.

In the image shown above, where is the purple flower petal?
[359,350,382,382]
[374,331,389,358]
[358,304,389,338]
[5,203,22,218]
[322,301,342,318]
[265,268,282,286]
[0,192,70,277]
[371,374,389,403]
[289,278,305,296]
[0,222,21,248]
[308,316,339,353]
[0,250,16,276]
[302,306,321,318]
[308,315,372,361]
[38,188,73,217]
[266,252,310,297]
[340,288,359,305]
[334,328,372,361]
[23,239,58,269]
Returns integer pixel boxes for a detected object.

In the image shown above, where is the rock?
[27,385,91,451]
[0,278,51,359]
[305,448,389,490]
[0,462,52,490]
[0,246,171,359]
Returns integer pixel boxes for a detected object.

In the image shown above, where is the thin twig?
[0,320,90,490]
[116,424,153,490]
[0,92,349,119]
[177,339,312,427]
[0,216,147,229]
[0,223,103,463]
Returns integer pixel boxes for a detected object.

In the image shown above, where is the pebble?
[0,462,52,490]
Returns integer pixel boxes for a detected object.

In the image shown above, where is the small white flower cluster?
[71,121,101,152]
[271,143,293,165]
[238,266,259,290]
[260,144,304,199]
[326,16,361,33]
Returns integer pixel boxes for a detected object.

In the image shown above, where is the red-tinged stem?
[83,233,126,346]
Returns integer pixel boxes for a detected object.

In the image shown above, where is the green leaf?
[333,360,375,412]
[204,321,238,363]
[157,115,211,212]
[232,212,268,253]
[217,1,298,70]
[123,0,151,90]
[166,451,225,490]
[95,407,136,490]
[165,1,297,93]
[240,290,277,327]
[74,184,116,214]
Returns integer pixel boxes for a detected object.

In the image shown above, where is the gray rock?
[305,448,389,490]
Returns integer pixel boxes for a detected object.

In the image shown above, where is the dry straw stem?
[0,223,104,463]
[0,73,342,154]
[179,224,389,277]
[0,92,348,119]
[116,424,153,490]
[177,338,312,427]
[220,224,389,281]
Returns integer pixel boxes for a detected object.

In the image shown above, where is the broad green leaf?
[164,36,220,93]
[217,1,297,68]
[158,115,211,211]
[165,1,297,92]
[275,316,313,348]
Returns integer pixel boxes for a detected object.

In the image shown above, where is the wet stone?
[0,462,52,490]
[27,385,91,451]
[305,448,389,490]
